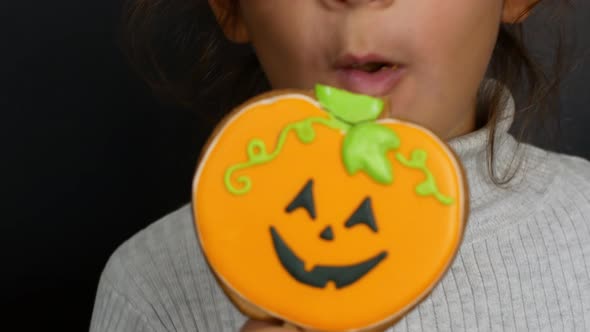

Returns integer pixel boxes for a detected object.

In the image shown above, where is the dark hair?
[120,0,573,184]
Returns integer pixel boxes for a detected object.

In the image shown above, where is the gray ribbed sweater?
[90,96,590,331]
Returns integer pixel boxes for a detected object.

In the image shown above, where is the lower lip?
[335,66,406,96]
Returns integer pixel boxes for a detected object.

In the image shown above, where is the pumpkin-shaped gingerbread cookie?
[192,85,468,332]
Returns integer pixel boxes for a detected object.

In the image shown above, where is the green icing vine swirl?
[224,115,350,195]
[396,150,455,205]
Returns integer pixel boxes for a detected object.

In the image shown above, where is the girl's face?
[218,0,528,139]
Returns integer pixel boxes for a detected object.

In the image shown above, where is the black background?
[1,1,589,331]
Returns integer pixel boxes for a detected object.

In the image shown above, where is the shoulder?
[555,152,590,186]
[102,205,199,278]
[98,205,199,292]
[522,146,590,217]
[516,142,590,189]
[91,205,245,331]
[544,149,590,196]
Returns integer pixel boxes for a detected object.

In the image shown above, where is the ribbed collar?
[447,90,557,243]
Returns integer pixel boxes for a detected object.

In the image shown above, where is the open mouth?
[270,227,388,289]
[332,53,406,96]
[334,53,402,73]
[348,62,400,73]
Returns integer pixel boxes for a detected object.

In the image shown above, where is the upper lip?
[333,53,398,69]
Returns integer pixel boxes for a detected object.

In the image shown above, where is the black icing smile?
[270,227,388,289]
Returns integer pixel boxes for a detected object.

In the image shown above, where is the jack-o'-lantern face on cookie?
[274,179,387,289]
[193,86,467,332]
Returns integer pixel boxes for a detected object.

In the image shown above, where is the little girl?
[91,1,590,331]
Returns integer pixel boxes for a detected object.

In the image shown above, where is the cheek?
[394,0,502,136]
[411,0,502,80]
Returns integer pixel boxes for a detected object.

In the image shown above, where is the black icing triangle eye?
[345,197,378,233]
[285,179,316,220]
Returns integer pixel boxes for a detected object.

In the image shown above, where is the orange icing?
[192,93,467,332]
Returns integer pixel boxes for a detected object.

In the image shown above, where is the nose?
[320,0,394,9]
[319,226,335,241]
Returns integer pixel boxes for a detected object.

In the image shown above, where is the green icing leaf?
[342,123,400,184]
[416,181,436,196]
[293,121,316,143]
[315,84,384,124]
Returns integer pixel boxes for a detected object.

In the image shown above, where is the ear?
[502,0,539,24]
[208,0,250,43]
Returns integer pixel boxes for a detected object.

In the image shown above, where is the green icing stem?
[315,84,384,124]
[395,149,455,206]
[224,115,350,195]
